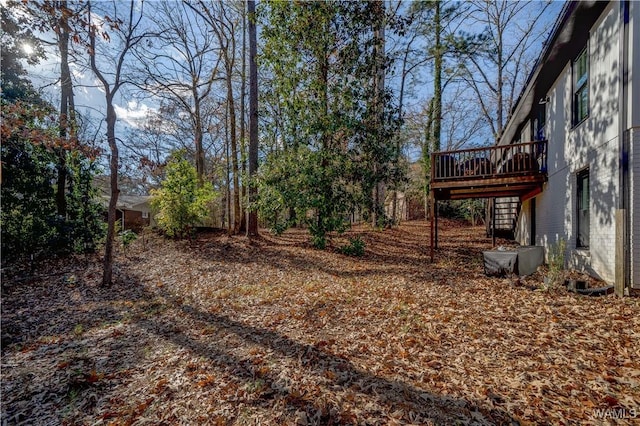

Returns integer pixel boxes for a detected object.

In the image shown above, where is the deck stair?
[488,197,520,238]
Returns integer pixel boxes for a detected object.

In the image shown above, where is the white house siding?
[633,1,640,129]
[518,3,621,284]
[629,3,640,289]
[632,128,640,288]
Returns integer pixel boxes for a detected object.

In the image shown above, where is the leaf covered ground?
[2,220,639,425]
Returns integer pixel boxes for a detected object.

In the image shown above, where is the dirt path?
[2,220,639,425]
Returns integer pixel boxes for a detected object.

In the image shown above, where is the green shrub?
[1,125,105,262]
[255,146,355,249]
[339,236,365,257]
[311,234,327,250]
[120,229,137,248]
[151,150,216,238]
[545,238,566,289]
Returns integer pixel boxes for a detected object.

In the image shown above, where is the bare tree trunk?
[372,2,386,228]
[433,0,442,152]
[88,0,145,286]
[247,0,259,237]
[225,103,232,234]
[56,0,73,217]
[423,98,434,221]
[315,12,331,236]
[239,3,247,233]
[371,165,378,228]
[103,100,119,286]
[226,78,241,234]
[194,99,205,187]
[391,191,397,224]
[199,1,242,234]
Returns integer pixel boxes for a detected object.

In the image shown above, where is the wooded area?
[1,0,557,276]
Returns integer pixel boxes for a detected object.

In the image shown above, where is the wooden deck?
[430,140,548,201]
[428,140,548,261]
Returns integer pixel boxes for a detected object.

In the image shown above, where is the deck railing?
[431,140,548,182]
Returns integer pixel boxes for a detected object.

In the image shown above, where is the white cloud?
[114,101,156,128]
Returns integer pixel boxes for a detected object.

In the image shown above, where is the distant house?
[116,195,154,231]
[94,175,156,231]
[100,195,155,231]
[430,1,639,295]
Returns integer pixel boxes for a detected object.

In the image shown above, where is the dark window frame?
[576,168,590,249]
[572,46,589,126]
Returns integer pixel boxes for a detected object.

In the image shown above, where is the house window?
[142,211,149,219]
[577,169,589,248]
[573,48,589,125]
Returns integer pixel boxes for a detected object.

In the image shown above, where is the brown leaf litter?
[2,220,639,425]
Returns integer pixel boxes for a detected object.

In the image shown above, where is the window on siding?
[577,169,590,249]
[573,48,589,125]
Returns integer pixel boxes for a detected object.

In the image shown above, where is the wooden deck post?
[430,191,435,262]
[435,199,439,249]
[492,197,496,247]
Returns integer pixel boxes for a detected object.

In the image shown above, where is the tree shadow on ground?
[130,281,519,425]
[0,265,151,425]
[1,221,519,424]
[2,262,519,425]
[1,257,146,350]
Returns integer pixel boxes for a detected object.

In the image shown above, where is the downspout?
[617,0,630,295]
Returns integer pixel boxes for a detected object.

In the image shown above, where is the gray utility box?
[483,246,544,277]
